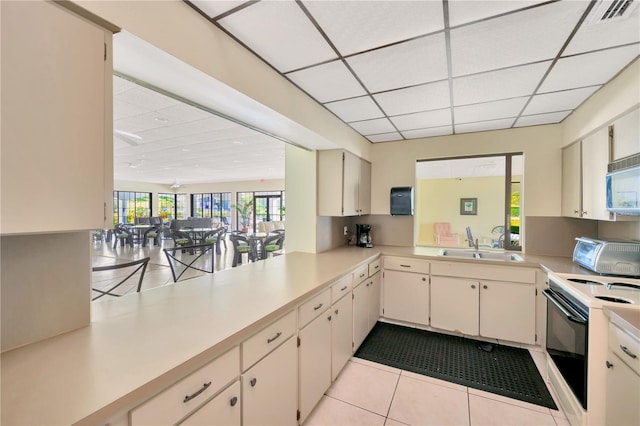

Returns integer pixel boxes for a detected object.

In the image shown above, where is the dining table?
[125,224,153,245]
[179,227,218,244]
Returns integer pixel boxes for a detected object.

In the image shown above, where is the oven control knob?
[606,361,613,369]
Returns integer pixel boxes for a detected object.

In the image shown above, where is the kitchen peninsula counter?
[1,245,581,424]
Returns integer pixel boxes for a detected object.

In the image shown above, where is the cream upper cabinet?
[581,127,612,220]
[611,108,640,160]
[0,1,113,234]
[562,128,613,221]
[318,150,371,216]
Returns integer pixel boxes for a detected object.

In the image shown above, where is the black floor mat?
[354,322,557,410]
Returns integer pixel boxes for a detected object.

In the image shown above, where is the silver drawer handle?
[267,332,282,343]
[400,264,411,268]
[313,303,324,311]
[620,345,638,359]
[184,382,211,403]
[340,286,348,291]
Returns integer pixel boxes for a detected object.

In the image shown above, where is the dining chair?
[262,233,285,259]
[113,224,134,248]
[229,234,253,267]
[170,229,194,250]
[91,257,150,301]
[204,227,227,254]
[163,243,215,282]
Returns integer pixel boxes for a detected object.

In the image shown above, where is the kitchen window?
[415,153,522,251]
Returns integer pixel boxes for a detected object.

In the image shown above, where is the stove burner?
[567,278,604,286]
[595,296,631,304]
[607,282,640,290]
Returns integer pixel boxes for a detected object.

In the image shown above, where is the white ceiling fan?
[170,179,182,189]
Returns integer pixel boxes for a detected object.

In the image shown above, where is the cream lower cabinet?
[353,266,381,351]
[383,270,429,325]
[243,336,298,426]
[180,381,241,426]
[430,262,537,345]
[431,276,479,335]
[605,321,640,425]
[298,307,332,423]
[332,292,354,381]
[480,280,536,344]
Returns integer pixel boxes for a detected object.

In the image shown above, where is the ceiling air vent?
[589,0,638,23]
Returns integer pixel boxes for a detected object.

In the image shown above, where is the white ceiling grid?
[186,0,639,143]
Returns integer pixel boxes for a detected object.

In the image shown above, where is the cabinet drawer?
[331,275,353,304]
[131,346,239,425]
[299,288,331,328]
[609,323,640,374]
[383,256,430,274]
[353,264,369,285]
[180,380,240,426]
[369,258,381,276]
[242,311,296,371]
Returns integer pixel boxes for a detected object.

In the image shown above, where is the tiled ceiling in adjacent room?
[187,0,640,143]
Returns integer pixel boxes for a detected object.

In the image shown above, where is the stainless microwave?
[606,153,640,215]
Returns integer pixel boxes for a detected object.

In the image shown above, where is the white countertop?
[0,245,586,424]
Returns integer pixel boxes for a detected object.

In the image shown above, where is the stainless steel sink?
[439,249,523,262]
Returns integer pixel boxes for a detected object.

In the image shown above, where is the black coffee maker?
[356,224,373,248]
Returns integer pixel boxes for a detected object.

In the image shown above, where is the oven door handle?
[543,289,588,324]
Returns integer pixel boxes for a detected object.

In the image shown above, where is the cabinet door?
[383,270,429,325]
[318,150,345,216]
[368,272,381,332]
[353,282,369,351]
[1,1,109,234]
[180,381,241,426]
[242,337,297,426]
[332,294,353,381]
[612,108,640,160]
[343,151,361,216]
[431,276,479,335]
[480,281,535,344]
[582,127,611,220]
[358,160,371,215]
[562,142,582,218]
[605,353,640,426]
[299,310,332,423]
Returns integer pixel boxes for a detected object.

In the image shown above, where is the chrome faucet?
[473,238,479,252]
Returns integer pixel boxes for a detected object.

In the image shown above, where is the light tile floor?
[304,348,568,426]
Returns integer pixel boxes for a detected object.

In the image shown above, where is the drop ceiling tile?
[565,4,640,55]
[402,126,453,139]
[302,0,444,56]
[374,81,450,116]
[116,87,179,111]
[286,60,366,103]
[454,97,528,124]
[539,45,640,92]
[349,118,396,135]
[455,118,516,134]
[324,96,384,123]
[450,1,588,77]
[189,0,248,18]
[113,99,150,121]
[390,108,451,131]
[448,1,547,27]
[218,1,337,72]
[514,110,572,127]
[367,132,403,143]
[452,61,551,106]
[346,35,448,93]
[524,86,600,115]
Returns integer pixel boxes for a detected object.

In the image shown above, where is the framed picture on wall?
[460,198,477,215]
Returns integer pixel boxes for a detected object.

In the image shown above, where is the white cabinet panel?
[299,308,332,423]
[431,276,479,335]
[368,272,381,333]
[382,270,429,325]
[242,336,298,426]
[359,159,371,215]
[1,1,110,234]
[582,127,611,220]
[479,281,536,344]
[605,352,640,426]
[343,150,360,216]
[353,273,381,351]
[612,108,640,160]
[180,381,241,426]
[242,311,296,371]
[562,141,582,218]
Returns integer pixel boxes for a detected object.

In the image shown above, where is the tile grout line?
[384,371,402,423]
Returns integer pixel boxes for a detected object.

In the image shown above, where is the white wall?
[285,145,316,253]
